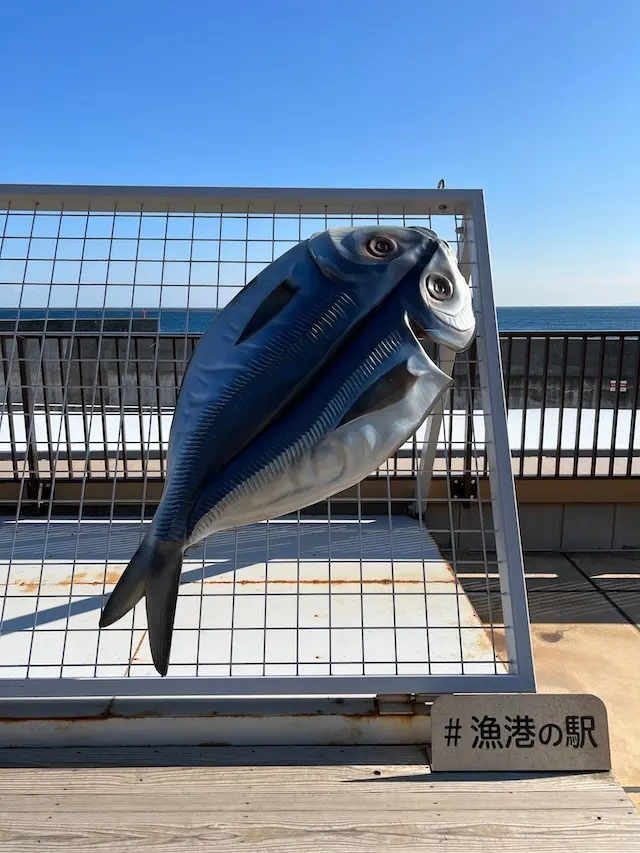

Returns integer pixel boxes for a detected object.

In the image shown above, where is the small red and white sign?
[609,380,628,392]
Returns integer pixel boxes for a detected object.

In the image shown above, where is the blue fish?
[99,226,475,674]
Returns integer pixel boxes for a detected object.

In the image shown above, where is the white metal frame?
[0,185,535,701]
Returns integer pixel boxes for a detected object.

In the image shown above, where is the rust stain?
[11,567,457,589]
[201,577,428,586]
[52,570,122,588]
[56,572,87,586]
[396,715,426,728]
[0,709,416,724]
[460,585,509,665]
[17,581,40,593]
[13,575,444,588]
[493,631,508,660]
[479,625,508,663]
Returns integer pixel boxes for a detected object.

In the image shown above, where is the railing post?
[452,340,478,506]
[408,344,456,519]
[16,335,42,510]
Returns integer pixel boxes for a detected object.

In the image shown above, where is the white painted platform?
[0,516,505,681]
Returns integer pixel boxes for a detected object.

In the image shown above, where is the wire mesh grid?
[0,188,534,696]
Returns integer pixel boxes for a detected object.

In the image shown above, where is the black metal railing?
[500,332,639,478]
[0,330,638,490]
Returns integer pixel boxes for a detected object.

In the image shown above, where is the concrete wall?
[518,502,640,551]
[425,500,640,552]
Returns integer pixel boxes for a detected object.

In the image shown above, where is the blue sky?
[1,0,638,306]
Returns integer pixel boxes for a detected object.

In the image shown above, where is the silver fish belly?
[188,348,451,542]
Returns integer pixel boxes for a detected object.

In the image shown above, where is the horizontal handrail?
[0,329,638,493]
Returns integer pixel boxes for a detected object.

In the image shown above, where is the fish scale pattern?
[156,290,357,540]
[188,330,404,542]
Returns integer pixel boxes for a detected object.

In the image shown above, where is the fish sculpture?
[99,226,476,674]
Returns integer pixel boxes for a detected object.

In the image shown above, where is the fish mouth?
[406,311,475,357]
[407,313,430,341]
[405,312,476,354]
[406,313,443,355]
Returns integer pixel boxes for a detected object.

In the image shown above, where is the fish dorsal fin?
[337,361,419,428]
[235,278,299,345]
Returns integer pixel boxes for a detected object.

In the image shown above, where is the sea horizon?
[0,304,639,333]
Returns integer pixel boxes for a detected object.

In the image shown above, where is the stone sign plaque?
[431,694,610,772]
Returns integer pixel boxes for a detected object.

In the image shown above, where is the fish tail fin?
[145,546,183,677]
[99,533,184,677]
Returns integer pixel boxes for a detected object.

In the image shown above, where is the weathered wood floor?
[0,746,639,851]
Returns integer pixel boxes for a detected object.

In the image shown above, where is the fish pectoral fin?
[235,278,299,345]
[99,533,184,677]
[337,361,419,429]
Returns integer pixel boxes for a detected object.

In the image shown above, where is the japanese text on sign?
[444,714,598,749]
[431,694,610,773]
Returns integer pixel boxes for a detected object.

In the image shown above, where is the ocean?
[496,306,640,332]
[0,305,639,333]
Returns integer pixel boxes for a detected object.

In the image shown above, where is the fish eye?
[426,273,454,301]
[365,235,397,258]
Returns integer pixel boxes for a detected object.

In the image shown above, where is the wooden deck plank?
[1,788,631,814]
[0,746,626,787]
[0,747,639,852]
[1,810,639,852]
